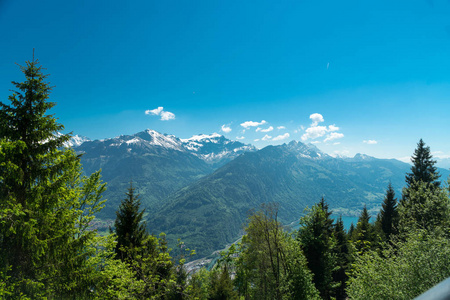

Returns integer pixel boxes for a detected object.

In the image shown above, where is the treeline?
[189,139,450,299]
[1,58,449,299]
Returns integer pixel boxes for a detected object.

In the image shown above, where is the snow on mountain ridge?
[181,133,222,143]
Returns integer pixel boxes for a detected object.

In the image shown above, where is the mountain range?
[71,130,450,257]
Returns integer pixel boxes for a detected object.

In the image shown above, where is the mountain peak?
[353,153,375,161]
[285,140,329,159]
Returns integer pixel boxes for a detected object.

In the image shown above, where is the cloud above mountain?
[240,120,267,129]
[221,124,232,133]
[145,107,175,121]
[301,113,344,143]
[273,133,290,141]
[256,126,273,132]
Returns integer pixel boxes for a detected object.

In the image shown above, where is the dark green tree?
[400,140,449,233]
[0,57,106,297]
[298,199,336,300]
[114,181,148,261]
[332,217,350,300]
[404,139,440,195]
[379,183,399,242]
[351,206,376,254]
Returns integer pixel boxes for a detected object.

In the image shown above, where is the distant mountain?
[147,141,450,257]
[74,129,255,218]
[181,133,257,167]
[67,134,91,147]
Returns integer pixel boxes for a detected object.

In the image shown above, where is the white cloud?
[241,120,267,129]
[236,136,245,140]
[328,124,339,132]
[363,140,378,145]
[301,113,344,143]
[254,139,260,142]
[324,132,344,142]
[262,134,272,141]
[310,141,321,144]
[259,126,273,133]
[221,124,232,133]
[145,106,175,121]
[333,142,341,145]
[273,133,290,141]
[301,125,328,141]
[160,111,175,121]
[145,107,163,115]
[310,113,324,126]
[277,126,286,130]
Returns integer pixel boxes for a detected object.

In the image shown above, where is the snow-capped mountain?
[73,129,256,167]
[181,133,257,166]
[66,135,91,147]
[284,140,331,159]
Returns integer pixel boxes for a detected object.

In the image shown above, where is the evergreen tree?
[332,217,350,300]
[351,206,375,254]
[0,57,106,297]
[404,139,440,195]
[400,140,449,233]
[114,181,148,261]
[399,180,450,233]
[379,182,399,242]
[298,200,336,300]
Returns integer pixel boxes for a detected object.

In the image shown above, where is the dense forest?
[1,59,449,299]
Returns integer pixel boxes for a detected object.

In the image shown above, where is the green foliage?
[404,139,440,191]
[235,204,320,300]
[114,181,148,261]
[0,57,106,298]
[399,180,450,233]
[347,230,450,300]
[350,206,377,254]
[297,200,336,299]
[332,216,350,300]
[379,182,399,242]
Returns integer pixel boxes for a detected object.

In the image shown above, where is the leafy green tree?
[347,230,450,300]
[235,204,319,300]
[379,183,399,242]
[297,200,336,299]
[114,181,148,261]
[0,57,106,297]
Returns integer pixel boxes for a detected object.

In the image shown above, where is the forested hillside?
[147,141,449,256]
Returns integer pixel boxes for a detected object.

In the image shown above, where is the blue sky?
[1,0,450,163]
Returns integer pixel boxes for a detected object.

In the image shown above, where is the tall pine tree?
[298,199,336,300]
[351,206,376,254]
[114,181,148,261]
[404,139,440,194]
[0,56,106,297]
[400,140,449,232]
[379,182,399,242]
[332,217,350,300]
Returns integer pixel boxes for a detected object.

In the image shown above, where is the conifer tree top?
[405,139,440,189]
